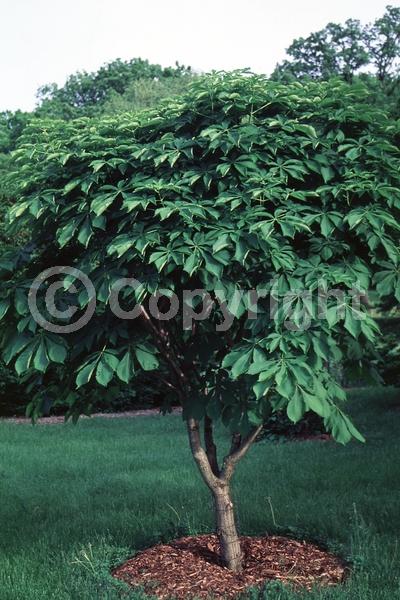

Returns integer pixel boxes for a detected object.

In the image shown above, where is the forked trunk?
[213,484,242,571]
[186,417,261,572]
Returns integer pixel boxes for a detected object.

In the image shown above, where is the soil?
[113,534,347,599]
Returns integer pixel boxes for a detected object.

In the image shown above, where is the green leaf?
[47,340,67,364]
[340,412,365,443]
[64,179,82,194]
[15,289,28,316]
[91,193,118,216]
[57,220,80,248]
[3,334,31,364]
[103,352,120,371]
[203,255,223,278]
[183,253,200,276]
[15,345,35,375]
[107,236,136,258]
[320,166,334,183]
[0,299,10,320]
[344,309,361,338]
[77,218,93,247]
[116,351,134,383]
[287,391,305,423]
[252,381,270,400]
[222,351,242,368]
[33,340,50,373]
[301,390,331,418]
[230,350,252,379]
[276,375,295,399]
[135,345,159,371]
[76,360,97,388]
[96,358,114,387]
[247,409,263,426]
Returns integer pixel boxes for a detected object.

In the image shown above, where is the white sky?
[1,0,395,112]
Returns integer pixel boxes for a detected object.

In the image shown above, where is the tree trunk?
[213,484,242,571]
[186,417,262,572]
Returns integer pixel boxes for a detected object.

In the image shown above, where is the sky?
[0,0,395,112]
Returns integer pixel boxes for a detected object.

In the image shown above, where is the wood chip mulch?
[112,534,347,599]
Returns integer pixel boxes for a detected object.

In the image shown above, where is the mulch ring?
[112,534,347,599]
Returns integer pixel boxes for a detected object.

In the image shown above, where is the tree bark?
[213,484,242,571]
[186,417,263,572]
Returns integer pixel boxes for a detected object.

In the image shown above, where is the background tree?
[364,5,400,82]
[1,73,400,571]
[0,110,32,206]
[35,58,192,119]
[101,74,195,114]
[273,19,369,82]
[273,6,400,87]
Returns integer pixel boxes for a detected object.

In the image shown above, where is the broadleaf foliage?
[1,72,399,440]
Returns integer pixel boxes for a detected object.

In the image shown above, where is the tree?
[0,110,32,207]
[273,6,400,85]
[273,19,369,82]
[364,5,400,82]
[35,58,191,119]
[1,73,400,572]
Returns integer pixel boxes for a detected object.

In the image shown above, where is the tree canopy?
[3,72,399,433]
[1,72,400,569]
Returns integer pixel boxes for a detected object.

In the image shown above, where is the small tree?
[1,74,400,571]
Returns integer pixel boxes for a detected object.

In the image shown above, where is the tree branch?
[139,305,187,392]
[221,424,263,482]
[187,417,219,491]
[204,416,220,477]
[229,432,242,455]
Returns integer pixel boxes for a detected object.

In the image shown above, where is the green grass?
[0,388,399,599]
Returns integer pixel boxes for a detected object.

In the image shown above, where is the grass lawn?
[0,387,399,600]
